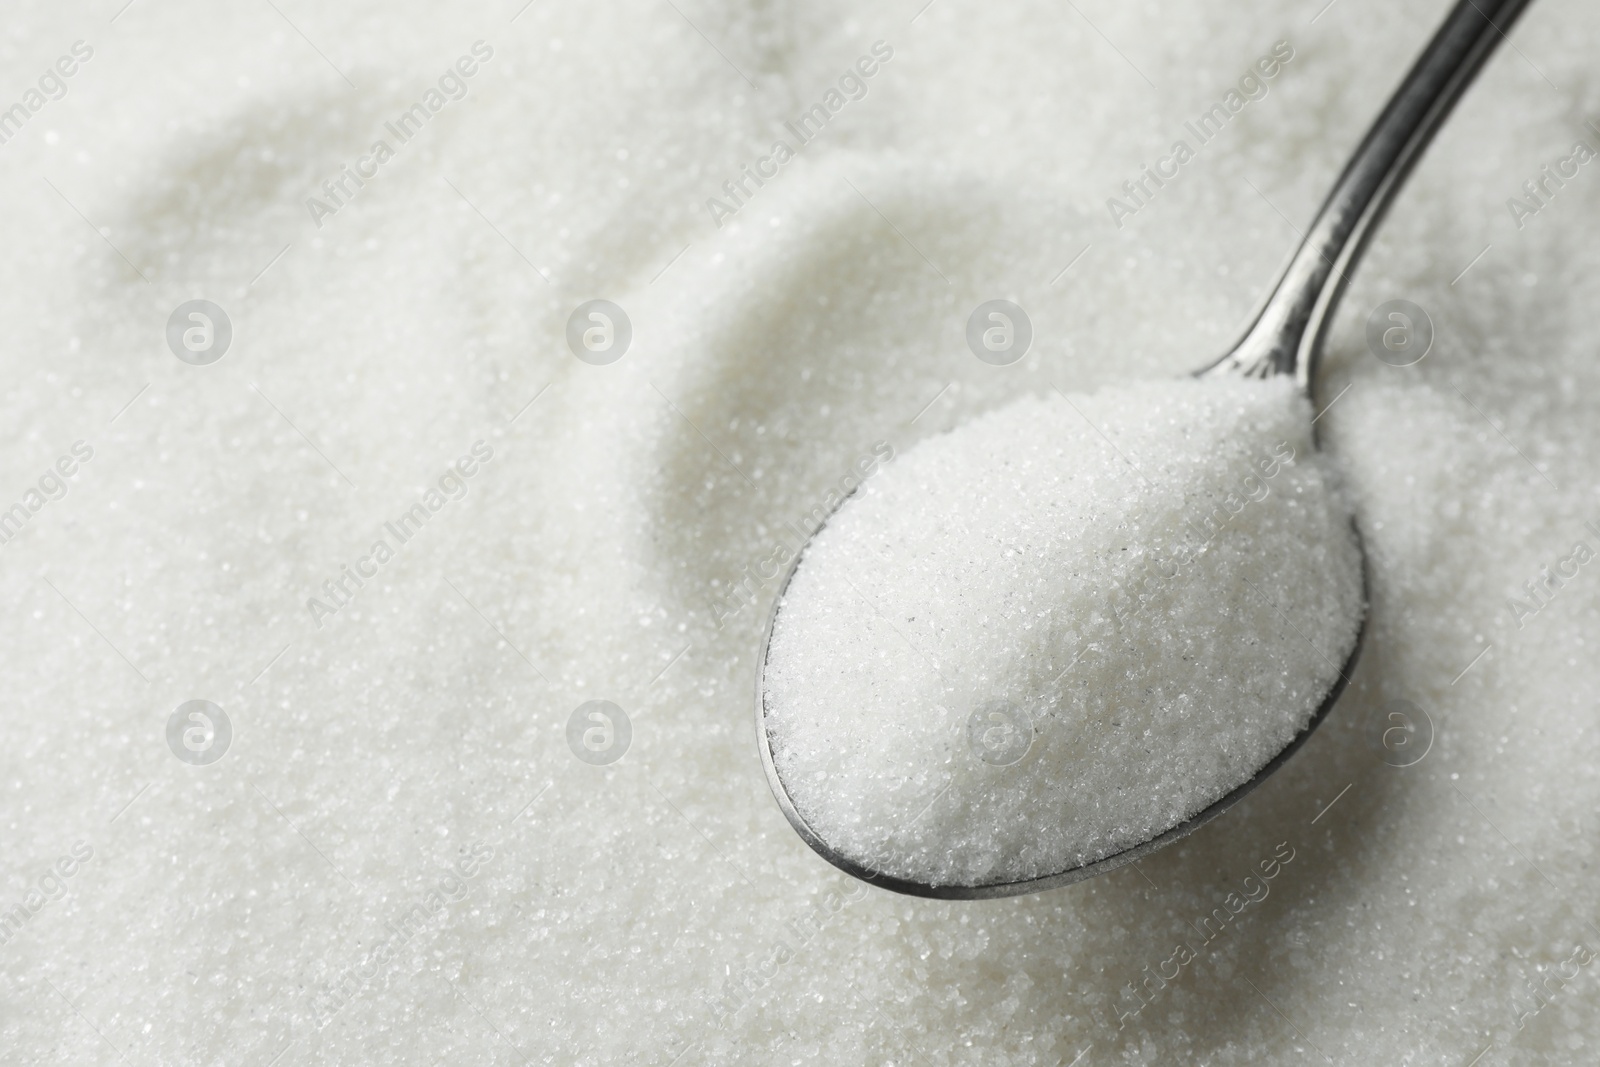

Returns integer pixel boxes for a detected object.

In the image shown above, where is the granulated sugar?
[764,378,1363,886]
[5,0,1600,1063]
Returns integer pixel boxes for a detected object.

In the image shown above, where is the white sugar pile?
[764,378,1364,886]
[5,0,1600,1064]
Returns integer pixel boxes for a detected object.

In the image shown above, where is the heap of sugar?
[763,377,1364,887]
[9,0,1600,1062]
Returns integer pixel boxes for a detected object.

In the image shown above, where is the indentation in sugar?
[762,376,1364,887]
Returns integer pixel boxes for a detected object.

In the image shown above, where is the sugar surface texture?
[764,378,1363,887]
[3,0,1600,1064]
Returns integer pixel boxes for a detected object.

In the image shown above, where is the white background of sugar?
[0,0,1596,1063]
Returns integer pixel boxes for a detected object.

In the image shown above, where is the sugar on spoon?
[755,0,1532,899]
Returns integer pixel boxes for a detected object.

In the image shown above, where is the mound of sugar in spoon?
[762,377,1364,887]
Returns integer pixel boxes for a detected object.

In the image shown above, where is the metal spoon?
[754,0,1532,899]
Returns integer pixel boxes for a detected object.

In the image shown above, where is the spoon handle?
[1206,0,1534,389]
